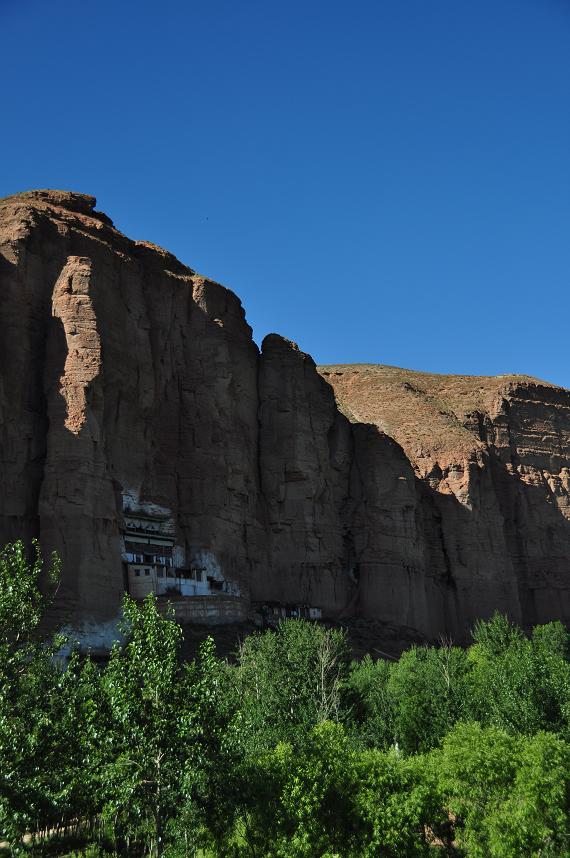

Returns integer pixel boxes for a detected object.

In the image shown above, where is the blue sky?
[2,0,569,385]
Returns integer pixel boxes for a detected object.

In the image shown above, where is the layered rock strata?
[319,365,570,638]
[0,190,568,646]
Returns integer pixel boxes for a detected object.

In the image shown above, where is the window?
[144,569,151,576]
[135,570,140,577]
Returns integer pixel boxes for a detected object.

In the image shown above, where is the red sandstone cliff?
[0,190,568,647]
[319,365,570,639]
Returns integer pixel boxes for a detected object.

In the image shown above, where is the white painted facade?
[127,565,238,600]
[121,493,240,602]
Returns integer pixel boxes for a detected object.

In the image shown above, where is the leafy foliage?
[388,641,469,753]
[1,542,569,857]
[0,539,59,647]
[0,540,79,845]
[436,723,570,857]
[468,612,570,736]
[343,654,394,749]
[241,721,360,857]
[99,594,189,853]
[233,619,351,754]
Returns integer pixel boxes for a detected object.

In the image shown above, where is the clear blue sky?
[2,0,569,385]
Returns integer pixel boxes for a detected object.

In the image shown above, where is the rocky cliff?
[318,365,570,640]
[0,190,568,647]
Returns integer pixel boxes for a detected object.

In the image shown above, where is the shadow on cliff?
[0,252,50,547]
[485,446,570,630]
[346,420,570,646]
[0,259,81,631]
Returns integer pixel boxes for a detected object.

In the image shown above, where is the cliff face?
[319,366,570,639]
[0,190,568,647]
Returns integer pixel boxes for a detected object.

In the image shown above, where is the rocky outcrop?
[0,190,568,648]
[258,334,354,609]
[319,366,570,639]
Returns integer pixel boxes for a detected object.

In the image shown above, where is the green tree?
[236,721,442,858]
[486,731,570,857]
[234,620,351,755]
[343,654,395,749]
[0,540,59,650]
[175,639,242,856]
[0,540,81,846]
[436,722,570,857]
[470,612,524,656]
[468,614,570,735]
[100,594,188,856]
[435,722,518,856]
[241,721,360,857]
[388,641,469,753]
[531,622,570,738]
[353,747,443,858]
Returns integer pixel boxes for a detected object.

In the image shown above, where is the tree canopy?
[0,541,568,857]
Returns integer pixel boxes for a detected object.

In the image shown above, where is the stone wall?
[158,595,249,625]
